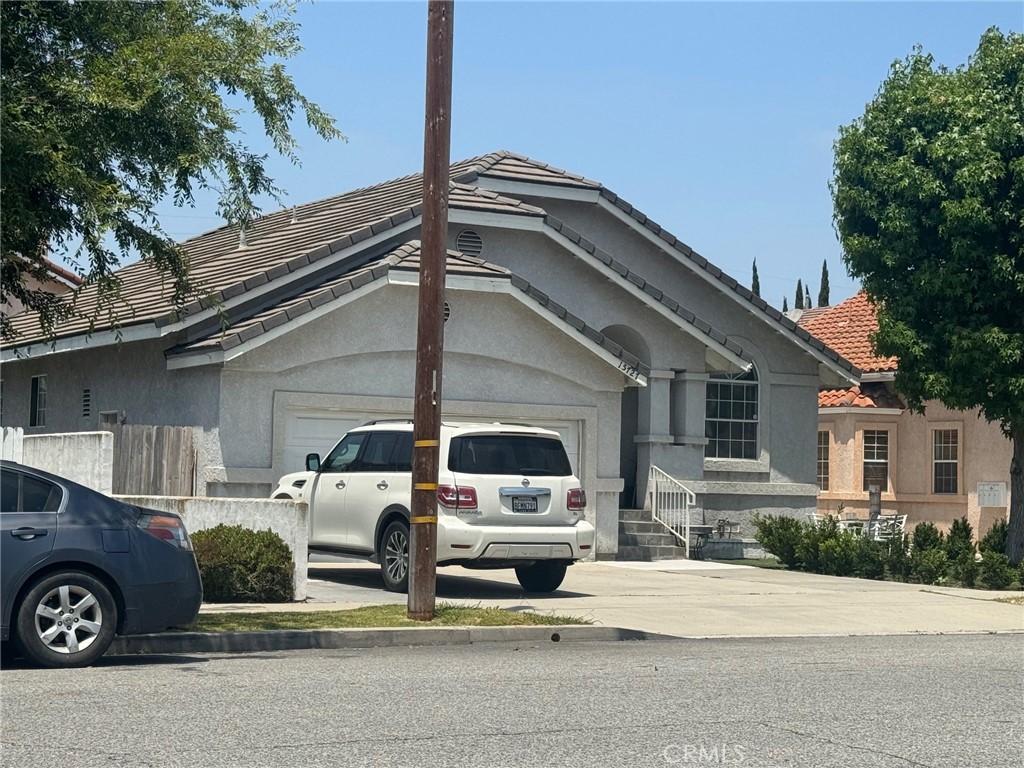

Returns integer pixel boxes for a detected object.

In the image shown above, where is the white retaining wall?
[116,496,309,600]
[3,427,114,494]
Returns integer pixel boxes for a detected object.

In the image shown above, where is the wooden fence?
[110,425,196,496]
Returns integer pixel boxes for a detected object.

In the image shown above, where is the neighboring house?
[799,292,1011,538]
[0,151,859,556]
[0,256,83,317]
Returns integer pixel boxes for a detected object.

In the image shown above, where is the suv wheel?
[515,561,567,593]
[380,520,410,593]
[15,571,117,668]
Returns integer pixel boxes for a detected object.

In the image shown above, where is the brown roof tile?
[818,383,904,409]
[798,292,898,374]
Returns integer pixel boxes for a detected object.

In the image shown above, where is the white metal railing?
[647,465,697,556]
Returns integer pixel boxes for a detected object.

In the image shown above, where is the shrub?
[797,515,840,573]
[910,548,949,585]
[192,524,294,603]
[884,533,912,582]
[911,522,944,552]
[949,553,979,588]
[752,514,803,569]
[818,531,861,577]
[945,517,975,563]
[978,551,1014,591]
[978,519,1009,555]
[854,538,887,580]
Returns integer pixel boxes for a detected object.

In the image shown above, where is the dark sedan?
[1,461,202,668]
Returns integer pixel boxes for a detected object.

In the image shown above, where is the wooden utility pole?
[408,0,454,621]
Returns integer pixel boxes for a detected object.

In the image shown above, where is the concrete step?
[619,508,653,523]
[619,520,663,535]
[614,544,689,561]
[618,532,682,547]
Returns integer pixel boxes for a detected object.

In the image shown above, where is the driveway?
[207,558,1024,638]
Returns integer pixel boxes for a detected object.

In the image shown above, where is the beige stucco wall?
[818,400,1011,539]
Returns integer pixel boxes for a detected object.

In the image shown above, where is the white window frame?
[862,429,890,493]
[817,430,830,491]
[931,426,961,495]
[704,366,759,461]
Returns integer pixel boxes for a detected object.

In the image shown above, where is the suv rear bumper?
[436,516,595,563]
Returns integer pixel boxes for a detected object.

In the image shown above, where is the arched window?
[705,367,758,459]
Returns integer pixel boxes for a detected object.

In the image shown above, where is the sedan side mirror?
[305,453,321,472]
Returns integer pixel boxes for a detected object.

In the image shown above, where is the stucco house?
[1,151,859,556]
[799,292,1011,538]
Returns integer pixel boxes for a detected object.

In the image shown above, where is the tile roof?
[818,383,904,410]
[1,149,858,385]
[798,292,898,374]
[167,241,650,380]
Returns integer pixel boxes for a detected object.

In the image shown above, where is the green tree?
[794,279,804,310]
[1,0,343,342]
[782,296,789,313]
[751,259,761,297]
[804,282,811,309]
[818,260,830,306]
[832,28,1024,564]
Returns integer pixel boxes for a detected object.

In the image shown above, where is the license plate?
[512,496,539,513]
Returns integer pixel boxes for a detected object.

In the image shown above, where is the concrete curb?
[109,625,670,656]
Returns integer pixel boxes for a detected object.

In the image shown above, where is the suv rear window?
[448,435,572,477]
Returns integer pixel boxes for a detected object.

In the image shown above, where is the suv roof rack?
[360,418,414,426]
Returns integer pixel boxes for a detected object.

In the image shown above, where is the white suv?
[272,421,596,592]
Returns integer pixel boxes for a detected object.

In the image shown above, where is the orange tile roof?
[798,292,898,374]
[818,384,904,410]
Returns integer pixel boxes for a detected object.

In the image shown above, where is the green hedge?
[752,514,1018,591]
[192,524,295,603]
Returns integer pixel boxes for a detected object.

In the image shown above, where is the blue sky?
[150,0,1022,309]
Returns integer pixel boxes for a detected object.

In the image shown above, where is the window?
[30,375,47,427]
[863,430,889,492]
[705,367,758,460]
[0,470,63,514]
[351,433,402,472]
[933,429,959,494]
[817,431,830,491]
[448,435,572,477]
[321,433,368,473]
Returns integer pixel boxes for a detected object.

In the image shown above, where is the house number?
[618,361,640,379]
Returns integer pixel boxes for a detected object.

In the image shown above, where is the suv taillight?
[137,512,193,551]
[567,488,587,511]
[437,485,478,509]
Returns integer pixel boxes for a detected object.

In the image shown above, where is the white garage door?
[282,407,581,477]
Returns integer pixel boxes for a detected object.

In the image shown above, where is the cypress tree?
[751,259,761,297]
[805,283,811,309]
[818,260,830,306]
[795,279,804,310]
[782,296,789,313]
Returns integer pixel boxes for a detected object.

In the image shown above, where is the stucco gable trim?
[472,177,601,203]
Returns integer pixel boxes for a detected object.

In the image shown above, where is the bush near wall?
[753,515,1019,591]
[192,525,295,603]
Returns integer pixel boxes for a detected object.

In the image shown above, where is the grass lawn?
[191,603,590,632]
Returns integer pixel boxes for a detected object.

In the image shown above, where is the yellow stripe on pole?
[414,483,438,491]
[411,516,438,524]
[414,440,440,447]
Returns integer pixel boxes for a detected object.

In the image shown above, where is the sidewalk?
[110,560,1023,656]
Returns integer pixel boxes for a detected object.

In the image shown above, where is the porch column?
[635,369,674,504]
[672,371,710,447]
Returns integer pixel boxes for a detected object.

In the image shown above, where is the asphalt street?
[2,633,1021,768]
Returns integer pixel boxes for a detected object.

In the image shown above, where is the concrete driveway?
[207,559,1024,639]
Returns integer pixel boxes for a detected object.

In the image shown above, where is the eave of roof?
[165,241,650,384]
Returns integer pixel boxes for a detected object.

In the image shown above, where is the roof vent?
[456,229,483,257]
[238,227,248,249]
[290,206,299,224]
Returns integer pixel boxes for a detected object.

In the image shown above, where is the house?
[799,292,1011,538]
[0,256,83,318]
[0,151,859,557]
